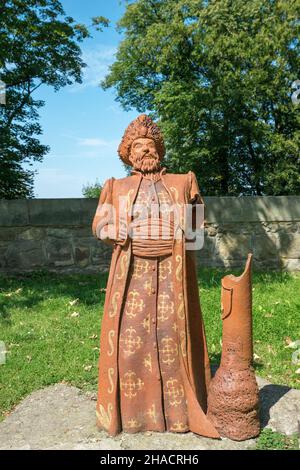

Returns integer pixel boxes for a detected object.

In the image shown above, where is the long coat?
[92,169,220,438]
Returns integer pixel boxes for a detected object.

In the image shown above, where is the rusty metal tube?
[207,254,260,441]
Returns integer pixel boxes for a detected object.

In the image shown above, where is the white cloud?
[78,137,114,147]
[68,45,117,92]
[77,137,119,152]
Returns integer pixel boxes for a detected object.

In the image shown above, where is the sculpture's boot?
[207,254,260,441]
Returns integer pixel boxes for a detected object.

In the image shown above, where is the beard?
[132,152,161,173]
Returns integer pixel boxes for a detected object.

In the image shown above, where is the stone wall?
[0,196,299,274]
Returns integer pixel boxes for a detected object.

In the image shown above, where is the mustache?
[137,151,159,161]
[132,153,161,172]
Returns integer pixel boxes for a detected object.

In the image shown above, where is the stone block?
[0,227,24,241]
[91,243,111,267]
[277,232,300,258]
[80,199,98,225]
[28,199,82,226]
[216,233,252,260]
[72,227,94,238]
[45,239,74,267]
[0,200,29,226]
[17,228,45,241]
[0,245,8,268]
[6,240,45,269]
[253,233,279,260]
[205,224,218,237]
[280,258,300,271]
[205,196,300,223]
[46,228,73,239]
[74,246,91,268]
[199,233,216,259]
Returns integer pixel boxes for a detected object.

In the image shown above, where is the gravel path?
[0,376,299,450]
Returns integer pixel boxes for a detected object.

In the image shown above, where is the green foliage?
[92,16,110,31]
[254,428,299,450]
[0,269,299,422]
[103,0,300,195]
[0,0,109,199]
[82,179,103,198]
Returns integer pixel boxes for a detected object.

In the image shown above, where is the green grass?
[0,268,299,428]
[199,269,300,389]
[254,429,299,450]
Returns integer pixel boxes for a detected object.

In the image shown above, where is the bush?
[82,179,102,198]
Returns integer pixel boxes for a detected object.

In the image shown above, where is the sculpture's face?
[129,137,161,172]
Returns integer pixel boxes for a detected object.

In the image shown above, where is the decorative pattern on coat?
[177,293,185,320]
[94,170,216,438]
[161,336,178,366]
[117,178,190,433]
[132,259,149,279]
[117,254,129,280]
[110,178,191,434]
[108,368,114,394]
[175,255,183,281]
[120,371,145,399]
[96,403,113,430]
[143,278,153,296]
[165,378,185,407]
[158,292,174,322]
[126,418,142,429]
[146,403,158,423]
[143,353,152,372]
[141,313,151,333]
[159,259,172,280]
[170,421,189,432]
[118,252,188,433]
[125,290,145,318]
[107,330,115,356]
[120,326,143,357]
[109,292,120,318]
[125,189,134,213]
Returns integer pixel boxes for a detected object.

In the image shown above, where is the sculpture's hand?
[96,223,116,247]
[115,222,128,246]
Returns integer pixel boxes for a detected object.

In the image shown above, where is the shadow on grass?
[0,302,12,325]
[197,266,295,289]
[0,267,296,324]
[259,383,291,429]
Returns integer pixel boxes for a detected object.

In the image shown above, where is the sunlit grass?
[0,268,299,423]
[199,269,300,390]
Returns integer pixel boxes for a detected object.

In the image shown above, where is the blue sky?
[31,0,137,198]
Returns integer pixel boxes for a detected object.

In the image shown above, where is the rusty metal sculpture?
[92,114,260,440]
[207,254,260,440]
[92,114,219,438]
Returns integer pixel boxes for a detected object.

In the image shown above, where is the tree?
[0,0,108,199]
[82,179,102,198]
[102,0,300,195]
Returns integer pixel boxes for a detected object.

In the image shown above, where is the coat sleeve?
[92,177,115,246]
[188,171,204,205]
[186,172,206,249]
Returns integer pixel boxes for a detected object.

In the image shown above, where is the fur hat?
[118,114,165,165]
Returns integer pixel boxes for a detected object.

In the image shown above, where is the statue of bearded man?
[92,114,220,438]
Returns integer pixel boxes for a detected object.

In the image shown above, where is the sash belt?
[130,217,174,257]
[132,238,173,257]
